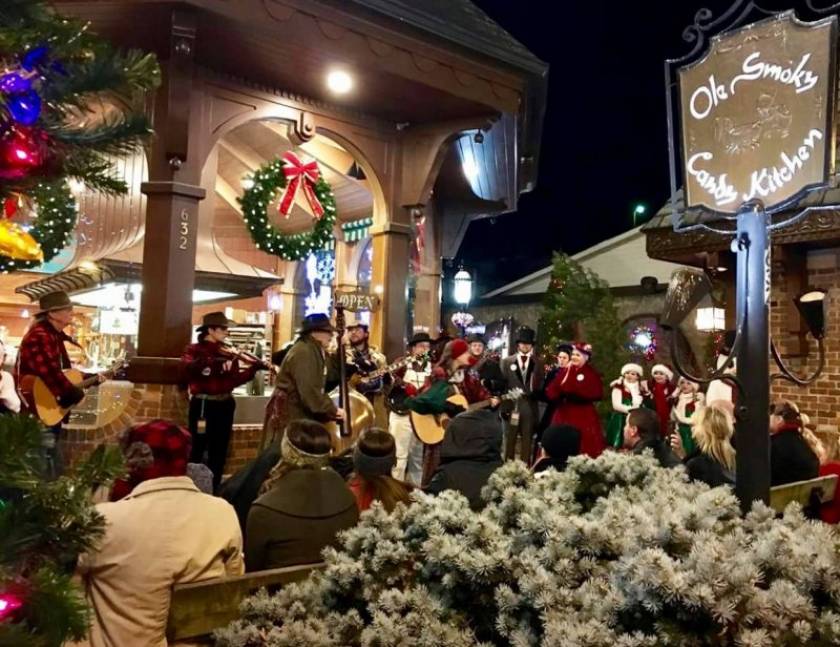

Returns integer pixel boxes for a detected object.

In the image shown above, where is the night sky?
[458,0,795,295]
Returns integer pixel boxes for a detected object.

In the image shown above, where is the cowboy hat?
[35,290,73,315]
[297,313,336,334]
[197,311,236,330]
[408,331,432,346]
[345,313,369,331]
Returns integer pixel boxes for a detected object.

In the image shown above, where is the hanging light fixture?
[453,268,472,307]
[794,289,828,339]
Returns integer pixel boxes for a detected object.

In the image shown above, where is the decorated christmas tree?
[216,454,840,646]
[538,252,628,411]
[0,415,123,646]
[0,0,159,271]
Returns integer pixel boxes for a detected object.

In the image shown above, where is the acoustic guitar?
[410,387,523,446]
[20,358,128,427]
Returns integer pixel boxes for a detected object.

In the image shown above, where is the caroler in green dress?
[605,363,645,448]
[670,377,704,455]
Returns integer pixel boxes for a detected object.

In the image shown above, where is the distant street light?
[633,203,647,226]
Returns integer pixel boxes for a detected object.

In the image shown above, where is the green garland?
[1,180,77,273]
[237,157,337,261]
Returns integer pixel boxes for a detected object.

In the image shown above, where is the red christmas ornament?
[0,592,23,620]
[0,127,44,179]
[3,197,17,218]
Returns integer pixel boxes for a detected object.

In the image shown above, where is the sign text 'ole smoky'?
[680,12,837,213]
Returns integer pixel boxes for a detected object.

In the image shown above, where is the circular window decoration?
[238,153,337,262]
[0,180,77,272]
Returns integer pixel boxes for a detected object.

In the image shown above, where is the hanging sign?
[679,12,837,214]
[335,290,380,312]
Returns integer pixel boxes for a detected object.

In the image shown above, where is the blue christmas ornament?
[22,46,49,71]
[7,91,41,125]
[0,73,31,95]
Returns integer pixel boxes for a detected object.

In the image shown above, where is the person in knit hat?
[347,428,413,512]
[645,363,676,438]
[246,420,357,571]
[670,377,704,455]
[605,363,647,449]
[544,342,605,458]
[78,420,243,647]
[405,338,499,485]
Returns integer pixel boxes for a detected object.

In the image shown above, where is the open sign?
[335,290,381,312]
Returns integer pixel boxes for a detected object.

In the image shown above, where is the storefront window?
[295,249,335,320]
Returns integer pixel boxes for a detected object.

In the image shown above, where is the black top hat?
[466,333,486,345]
[297,313,336,335]
[198,311,235,330]
[36,290,73,315]
[408,331,432,346]
[515,326,536,345]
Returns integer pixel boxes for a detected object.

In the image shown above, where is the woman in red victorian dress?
[544,342,606,458]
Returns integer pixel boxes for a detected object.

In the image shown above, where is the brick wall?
[770,248,839,431]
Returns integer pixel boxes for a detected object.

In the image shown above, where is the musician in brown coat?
[262,314,345,447]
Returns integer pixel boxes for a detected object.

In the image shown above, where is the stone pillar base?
[61,383,189,468]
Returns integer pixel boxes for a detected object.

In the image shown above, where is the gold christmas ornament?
[0,221,44,261]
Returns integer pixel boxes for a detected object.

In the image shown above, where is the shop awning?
[16,265,116,301]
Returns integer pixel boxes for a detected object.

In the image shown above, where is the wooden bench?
[166,563,323,645]
[769,475,838,516]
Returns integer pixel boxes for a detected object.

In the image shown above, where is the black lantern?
[660,268,714,330]
[794,289,827,340]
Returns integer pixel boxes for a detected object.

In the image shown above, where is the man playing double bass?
[263,313,346,446]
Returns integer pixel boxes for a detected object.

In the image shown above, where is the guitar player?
[403,338,500,487]
[16,290,105,479]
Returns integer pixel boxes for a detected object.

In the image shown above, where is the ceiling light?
[326,70,353,94]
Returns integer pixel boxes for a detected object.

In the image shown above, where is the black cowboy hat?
[197,311,235,330]
[515,326,536,345]
[408,331,432,346]
[466,333,486,345]
[297,313,336,334]
[36,290,73,315]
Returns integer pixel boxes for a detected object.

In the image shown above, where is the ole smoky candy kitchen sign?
[679,12,837,214]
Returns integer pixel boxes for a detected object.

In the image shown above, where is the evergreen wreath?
[0,180,76,272]
[238,157,337,262]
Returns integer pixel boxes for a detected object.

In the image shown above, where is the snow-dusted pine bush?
[215,452,840,646]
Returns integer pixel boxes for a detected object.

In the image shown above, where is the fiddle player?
[181,311,269,492]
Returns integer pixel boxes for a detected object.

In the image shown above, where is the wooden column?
[131,9,204,383]
[369,222,412,359]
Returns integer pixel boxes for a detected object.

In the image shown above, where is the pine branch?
[0,416,47,490]
[60,156,129,195]
[49,113,153,155]
[42,46,160,106]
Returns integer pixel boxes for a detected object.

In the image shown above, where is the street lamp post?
[632,204,647,226]
[452,268,472,337]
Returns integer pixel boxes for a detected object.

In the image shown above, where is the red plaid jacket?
[181,341,260,396]
[16,319,79,402]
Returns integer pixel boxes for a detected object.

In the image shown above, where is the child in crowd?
[646,364,676,438]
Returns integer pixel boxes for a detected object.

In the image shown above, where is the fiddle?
[219,344,272,371]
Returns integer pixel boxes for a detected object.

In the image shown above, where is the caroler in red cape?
[544,342,605,458]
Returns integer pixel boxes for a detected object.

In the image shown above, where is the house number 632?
[178,209,190,250]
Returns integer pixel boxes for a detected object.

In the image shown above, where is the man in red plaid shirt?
[181,311,269,492]
[16,290,103,478]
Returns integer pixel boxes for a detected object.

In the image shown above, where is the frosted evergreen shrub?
[216,452,840,646]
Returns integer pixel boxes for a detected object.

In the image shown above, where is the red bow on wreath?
[278,152,325,219]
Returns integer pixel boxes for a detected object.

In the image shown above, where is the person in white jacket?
[605,363,646,449]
